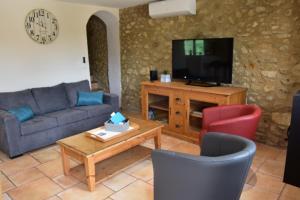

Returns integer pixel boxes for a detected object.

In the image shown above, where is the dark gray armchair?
[152,132,256,200]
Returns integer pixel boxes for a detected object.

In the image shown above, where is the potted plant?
[160,70,171,83]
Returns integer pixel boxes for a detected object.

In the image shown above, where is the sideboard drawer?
[171,106,185,118]
[173,94,185,105]
[171,116,185,133]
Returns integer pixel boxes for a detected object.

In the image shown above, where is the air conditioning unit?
[149,0,196,19]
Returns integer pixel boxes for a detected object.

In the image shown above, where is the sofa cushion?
[64,80,90,107]
[32,83,69,114]
[75,104,113,118]
[8,106,34,122]
[45,109,88,126]
[77,91,104,106]
[0,89,40,114]
[21,116,58,136]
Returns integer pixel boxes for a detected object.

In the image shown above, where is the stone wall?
[120,0,300,147]
[87,15,109,92]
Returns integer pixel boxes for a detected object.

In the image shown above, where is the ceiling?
[60,0,158,8]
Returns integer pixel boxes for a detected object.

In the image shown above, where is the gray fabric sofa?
[152,132,256,200]
[0,80,119,158]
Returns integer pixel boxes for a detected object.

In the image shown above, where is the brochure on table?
[88,126,134,141]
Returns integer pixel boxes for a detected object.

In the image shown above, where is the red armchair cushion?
[200,104,262,140]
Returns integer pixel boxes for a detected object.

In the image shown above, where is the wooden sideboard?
[141,81,247,143]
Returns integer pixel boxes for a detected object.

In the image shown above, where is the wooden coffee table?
[57,117,163,191]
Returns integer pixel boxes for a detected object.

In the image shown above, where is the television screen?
[172,38,234,84]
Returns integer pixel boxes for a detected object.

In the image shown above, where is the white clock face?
[25,9,59,44]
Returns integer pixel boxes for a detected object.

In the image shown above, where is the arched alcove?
[86,10,121,102]
[87,15,109,92]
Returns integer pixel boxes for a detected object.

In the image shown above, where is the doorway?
[85,11,121,103]
[86,15,109,92]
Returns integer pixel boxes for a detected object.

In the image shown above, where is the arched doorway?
[87,15,109,92]
[86,11,121,101]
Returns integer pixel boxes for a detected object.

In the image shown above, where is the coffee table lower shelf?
[57,124,162,191]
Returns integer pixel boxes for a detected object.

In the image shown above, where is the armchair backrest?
[201,131,256,157]
[203,104,261,126]
[152,132,256,200]
[201,104,262,140]
[199,133,256,199]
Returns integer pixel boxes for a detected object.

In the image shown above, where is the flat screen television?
[172,38,234,85]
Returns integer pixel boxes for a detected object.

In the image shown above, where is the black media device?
[172,38,234,86]
[150,70,158,82]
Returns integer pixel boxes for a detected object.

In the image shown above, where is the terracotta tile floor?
[0,134,298,200]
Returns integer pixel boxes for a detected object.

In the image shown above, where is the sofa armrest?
[103,93,119,112]
[0,110,22,157]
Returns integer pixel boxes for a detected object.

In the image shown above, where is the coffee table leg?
[60,146,70,175]
[84,157,96,192]
[154,128,162,149]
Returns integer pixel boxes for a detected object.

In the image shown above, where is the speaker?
[150,70,158,82]
[284,91,300,187]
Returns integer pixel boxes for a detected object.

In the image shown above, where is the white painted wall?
[0,0,122,100]
[60,0,155,8]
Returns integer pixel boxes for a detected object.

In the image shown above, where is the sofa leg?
[9,154,23,159]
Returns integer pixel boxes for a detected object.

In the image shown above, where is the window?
[195,40,204,55]
[184,40,194,56]
[184,39,205,56]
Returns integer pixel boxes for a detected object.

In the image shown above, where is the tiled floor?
[0,134,298,200]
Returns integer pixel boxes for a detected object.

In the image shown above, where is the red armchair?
[200,104,262,140]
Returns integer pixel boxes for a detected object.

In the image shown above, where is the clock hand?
[35,21,46,29]
[35,21,42,26]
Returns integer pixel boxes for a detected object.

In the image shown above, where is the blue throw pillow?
[77,91,104,106]
[8,106,34,122]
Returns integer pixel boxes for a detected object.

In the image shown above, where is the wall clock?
[25,9,59,44]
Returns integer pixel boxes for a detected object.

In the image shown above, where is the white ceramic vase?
[160,74,171,83]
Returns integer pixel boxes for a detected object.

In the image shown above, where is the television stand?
[141,81,247,143]
[186,81,221,87]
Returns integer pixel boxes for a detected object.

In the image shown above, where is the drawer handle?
[175,124,181,128]
[175,97,181,101]
[175,111,180,115]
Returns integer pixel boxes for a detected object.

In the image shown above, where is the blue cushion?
[64,80,91,107]
[77,91,104,106]
[0,89,41,115]
[8,106,34,122]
